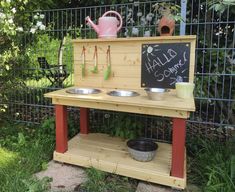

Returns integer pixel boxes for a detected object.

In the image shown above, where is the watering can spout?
[85,16,99,34]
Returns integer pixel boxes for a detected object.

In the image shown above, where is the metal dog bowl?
[145,88,169,101]
[107,90,139,97]
[66,88,101,94]
[127,139,158,162]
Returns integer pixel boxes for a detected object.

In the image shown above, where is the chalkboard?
[141,43,191,89]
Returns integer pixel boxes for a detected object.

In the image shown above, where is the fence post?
[180,0,187,35]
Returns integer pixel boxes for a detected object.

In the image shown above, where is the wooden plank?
[72,36,197,43]
[51,98,189,118]
[44,87,195,117]
[75,77,141,90]
[55,105,68,153]
[79,134,173,154]
[71,135,171,159]
[73,36,196,89]
[74,64,140,78]
[171,118,186,178]
[189,39,196,83]
[69,144,170,173]
[53,133,186,189]
[74,47,142,55]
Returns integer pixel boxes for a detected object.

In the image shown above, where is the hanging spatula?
[91,46,98,73]
[104,46,111,80]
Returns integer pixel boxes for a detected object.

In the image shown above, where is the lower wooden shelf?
[53,133,186,189]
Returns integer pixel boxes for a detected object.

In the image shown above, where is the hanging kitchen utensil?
[81,46,86,77]
[90,46,98,73]
[104,46,111,80]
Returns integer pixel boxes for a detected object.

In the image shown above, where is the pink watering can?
[85,11,123,38]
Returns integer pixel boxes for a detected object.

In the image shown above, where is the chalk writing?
[141,43,191,88]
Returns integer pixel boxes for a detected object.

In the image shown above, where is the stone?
[35,161,87,192]
[136,182,175,192]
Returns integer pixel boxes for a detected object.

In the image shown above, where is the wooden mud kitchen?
[45,36,196,189]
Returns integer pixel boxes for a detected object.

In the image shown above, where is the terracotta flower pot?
[158,16,175,36]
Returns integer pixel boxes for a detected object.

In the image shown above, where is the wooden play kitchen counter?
[45,36,196,189]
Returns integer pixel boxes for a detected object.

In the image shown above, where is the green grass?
[187,136,235,192]
[25,73,74,88]
[0,119,138,192]
[0,121,54,192]
[1,118,234,192]
[0,148,18,168]
[78,167,138,192]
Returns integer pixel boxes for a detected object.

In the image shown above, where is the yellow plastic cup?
[175,82,195,99]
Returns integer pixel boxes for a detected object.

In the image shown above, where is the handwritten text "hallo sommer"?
[144,48,188,82]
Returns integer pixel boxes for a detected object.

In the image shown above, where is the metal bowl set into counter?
[145,88,169,101]
[65,87,169,101]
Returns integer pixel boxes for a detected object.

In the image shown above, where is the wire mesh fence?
[1,0,234,140]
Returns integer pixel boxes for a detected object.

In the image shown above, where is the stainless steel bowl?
[107,90,139,97]
[145,88,169,101]
[66,88,101,94]
[127,139,158,162]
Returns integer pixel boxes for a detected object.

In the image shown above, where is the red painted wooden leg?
[80,107,89,134]
[55,105,68,153]
[171,118,186,178]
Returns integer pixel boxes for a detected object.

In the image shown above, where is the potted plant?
[153,2,182,36]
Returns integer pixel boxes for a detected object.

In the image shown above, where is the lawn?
[25,74,74,89]
[0,121,54,192]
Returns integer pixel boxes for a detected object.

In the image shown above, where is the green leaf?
[5,65,10,70]
[41,162,48,170]
[18,132,26,146]
[104,65,111,80]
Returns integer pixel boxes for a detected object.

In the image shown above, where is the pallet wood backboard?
[73,36,196,89]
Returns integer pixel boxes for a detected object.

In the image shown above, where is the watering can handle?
[102,11,123,32]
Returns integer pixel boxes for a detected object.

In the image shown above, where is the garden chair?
[38,57,69,87]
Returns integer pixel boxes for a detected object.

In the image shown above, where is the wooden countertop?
[45,87,195,118]
[72,36,197,43]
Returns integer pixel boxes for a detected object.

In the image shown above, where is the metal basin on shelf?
[66,88,101,94]
[107,90,139,97]
[127,139,158,162]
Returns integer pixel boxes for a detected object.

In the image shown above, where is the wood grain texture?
[45,36,196,117]
[45,87,194,118]
[73,36,196,89]
[53,133,186,189]
[72,36,197,43]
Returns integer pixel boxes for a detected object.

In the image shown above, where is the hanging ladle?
[91,46,98,73]
[104,46,111,80]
